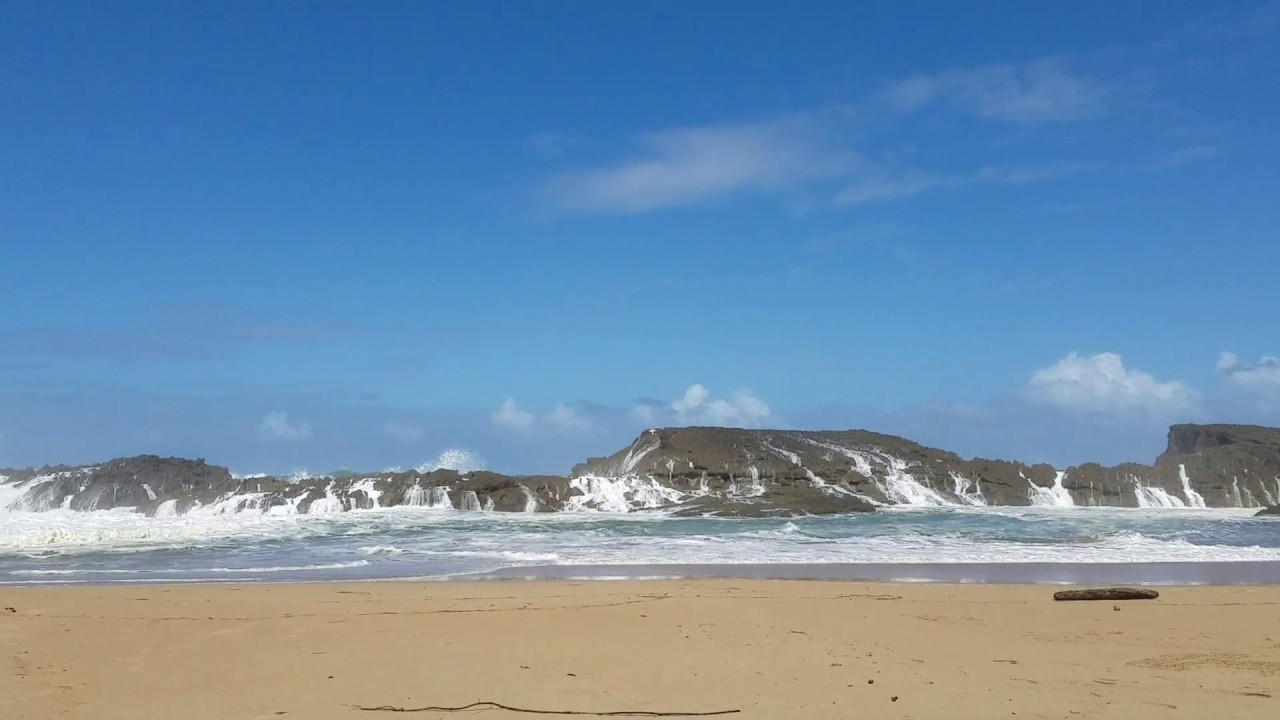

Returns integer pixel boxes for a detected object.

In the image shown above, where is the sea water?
[2,505,1279,585]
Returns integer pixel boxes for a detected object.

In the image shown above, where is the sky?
[2,1,1278,475]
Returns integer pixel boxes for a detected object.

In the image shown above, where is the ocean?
[3,502,1279,586]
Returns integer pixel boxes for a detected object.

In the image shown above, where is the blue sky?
[2,1,1278,474]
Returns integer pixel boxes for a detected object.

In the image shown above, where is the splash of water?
[1027,472,1075,508]
[950,472,986,506]
[1132,477,1188,509]
[520,485,540,513]
[799,439,960,506]
[415,449,485,474]
[459,490,484,512]
[1178,465,1207,509]
[565,474,685,512]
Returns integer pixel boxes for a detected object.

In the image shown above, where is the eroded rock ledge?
[2,423,1278,516]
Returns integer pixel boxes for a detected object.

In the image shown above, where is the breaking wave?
[1,505,1277,585]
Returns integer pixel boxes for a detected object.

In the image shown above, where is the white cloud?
[384,422,424,442]
[1217,352,1280,391]
[257,411,313,441]
[491,398,594,435]
[669,384,773,427]
[836,161,1099,204]
[882,59,1108,123]
[1023,352,1199,418]
[543,116,850,214]
[546,404,592,433]
[491,398,536,433]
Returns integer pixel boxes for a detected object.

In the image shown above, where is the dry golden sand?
[1,580,1278,719]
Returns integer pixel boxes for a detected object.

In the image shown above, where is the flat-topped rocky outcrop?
[572,423,1280,510]
[3,423,1278,516]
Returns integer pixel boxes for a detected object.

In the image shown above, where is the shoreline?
[3,579,1278,719]
[476,560,1280,585]
[6,559,1280,588]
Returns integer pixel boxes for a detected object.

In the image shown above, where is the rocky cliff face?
[571,424,1280,511]
[2,423,1278,516]
[0,457,571,516]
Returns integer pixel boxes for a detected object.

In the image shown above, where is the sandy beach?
[2,580,1277,720]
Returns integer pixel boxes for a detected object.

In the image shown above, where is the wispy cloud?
[491,398,537,433]
[536,55,1149,215]
[546,404,592,433]
[836,161,1102,205]
[1149,144,1219,170]
[257,411,313,441]
[880,59,1109,123]
[1032,199,1128,215]
[542,116,853,214]
[491,398,595,435]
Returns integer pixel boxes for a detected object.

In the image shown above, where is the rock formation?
[573,424,1280,510]
[0,457,569,516]
[2,423,1278,516]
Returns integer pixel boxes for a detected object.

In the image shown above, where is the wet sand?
[2,579,1278,719]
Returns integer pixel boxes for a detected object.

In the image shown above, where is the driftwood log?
[1053,587,1159,601]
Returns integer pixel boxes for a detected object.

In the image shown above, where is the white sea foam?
[617,440,661,476]
[448,550,561,563]
[1178,465,1208,509]
[1263,478,1280,507]
[359,545,405,555]
[402,484,453,509]
[729,467,766,498]
[500,525,1280,566]
[520,485,540,512]
[1028,472,1075,507]
[1,499,1277,585]
[0,477,30,511]
[1133,478,1189,508]
[204,561,369,573]
[872,459,952,506]
[761,438,802,466]
[459,490,484,512]
[950,472,986,506]
[565,474,684,512]
[350,478,383,508]
[415,449,485,474]
[799,439,962,506]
